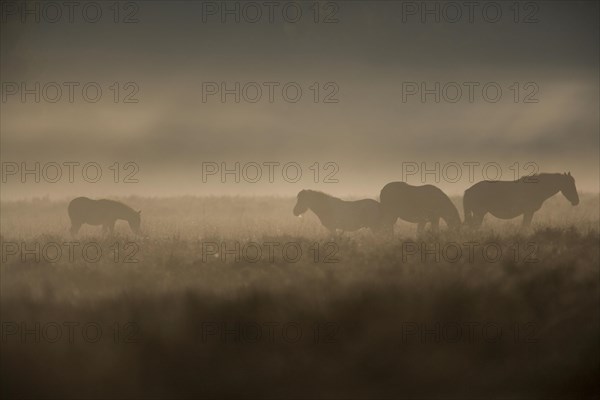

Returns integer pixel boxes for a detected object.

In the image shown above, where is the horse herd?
[68,172,580,235]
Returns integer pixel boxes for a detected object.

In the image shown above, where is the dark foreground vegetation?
[1,195,599,398]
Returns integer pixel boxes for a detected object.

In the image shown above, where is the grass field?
[1,194,599,398]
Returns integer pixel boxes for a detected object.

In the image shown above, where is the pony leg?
[463,196,473,227]
[323,225,336,234]
[331,228,343,239]
[430,218,439,232]
[376,223,394,236]
[374,216,394,236]
[522,212,534,228]
[70,222,82,235]
[471,212,485,228]
[463,210,472,227]
[378,215,396,236]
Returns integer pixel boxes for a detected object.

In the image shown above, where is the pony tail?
[463,191,473,226]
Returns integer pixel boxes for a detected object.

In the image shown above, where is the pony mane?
[303,190,339,201]
[104,198,137,214]
[516,173,565,183]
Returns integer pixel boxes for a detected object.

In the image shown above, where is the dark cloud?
[1,1,598,198]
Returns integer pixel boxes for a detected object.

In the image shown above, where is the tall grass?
[1,195,599,398]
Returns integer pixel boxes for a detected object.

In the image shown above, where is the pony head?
[447,215,462,231]
[560,172,579,206]
[293,190,310,216]
[129,210,142,234]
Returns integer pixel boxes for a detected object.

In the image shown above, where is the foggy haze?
[1,1,598,199]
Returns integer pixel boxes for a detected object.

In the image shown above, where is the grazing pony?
[68,197,141,235]
[463,172,579,228]
[293,190,383,232]
[379,182,461,233]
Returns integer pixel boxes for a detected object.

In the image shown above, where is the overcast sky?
[1,1,598,199]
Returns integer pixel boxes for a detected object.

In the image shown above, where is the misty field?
[1,194,599,398]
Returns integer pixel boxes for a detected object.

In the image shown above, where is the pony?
[68,197,141,235]
[463,172,579,228]
[379,182,461,233]
[293,190,383,232]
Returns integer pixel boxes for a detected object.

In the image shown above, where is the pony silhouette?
[379,182,461,233]
[463,172,579,228]
[68,197,141,235]
[293,190,383,232]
